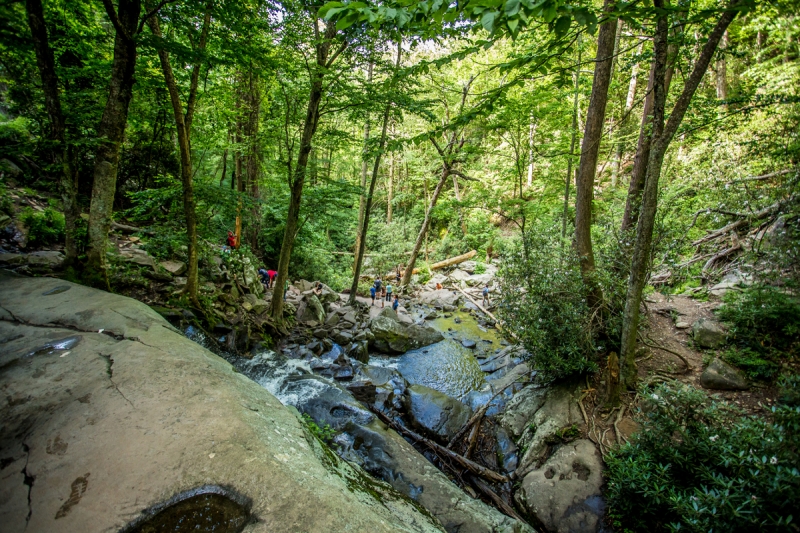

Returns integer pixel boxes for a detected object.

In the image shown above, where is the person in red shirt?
[226,231,236,248]
[267,269,277,288]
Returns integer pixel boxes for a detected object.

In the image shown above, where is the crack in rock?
[99,353,135,408]
[21,443,34,531]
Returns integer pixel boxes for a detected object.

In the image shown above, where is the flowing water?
[371,311,503,400]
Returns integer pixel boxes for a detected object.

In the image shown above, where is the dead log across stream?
[407,250,477,275]
[367,406,511,484]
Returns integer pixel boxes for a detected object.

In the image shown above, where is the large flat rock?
[0,273,443,533]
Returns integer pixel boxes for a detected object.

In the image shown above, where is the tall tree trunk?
[621,13,682,232]
[244,68,261,248]
[146,3,211,305]
[402,166,450,286]
[574,0,617,301]
[271,20,342,321]
[617,3,741,394]
[612,40,642,188]
[562,40,581,240]
[353,62,374,272]
[348,42,401,305]
[526,116,535,188]
[716,30,729,106]
[387,127,394,223]
[25,0,79,266]
[220,146,228,187]
[85,0,141,287]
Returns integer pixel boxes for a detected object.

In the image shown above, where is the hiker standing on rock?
[482,284,491,308]
[385,282,393,303]
[380,285,387,308]
[392,294,399,312]
[370,284,377,306]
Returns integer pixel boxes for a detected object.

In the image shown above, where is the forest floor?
[582,291,780,454]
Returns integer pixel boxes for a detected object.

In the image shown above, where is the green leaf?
[507,17,519,35]
[481,10,497,32]
[318,2,344,19]
[504,0,520,17]
[554,15,570,37]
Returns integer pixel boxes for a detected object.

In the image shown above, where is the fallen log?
[368,406,510,484]
[111,221,155,235]
[408,250,477,275]
[467,474,526,522]
[692,194,797,246]
[702,242,742,273]
[447,378,523,450]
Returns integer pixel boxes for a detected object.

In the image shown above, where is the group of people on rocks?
[370,275,399,311]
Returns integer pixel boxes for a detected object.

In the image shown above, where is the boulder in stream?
[402,384,473,442]
[369,315,444,354]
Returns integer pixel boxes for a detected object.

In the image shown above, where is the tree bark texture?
[147,5,211,305]
[25,0,79,265]
[348,42,401,305]
[353,62,373,272]
[271,20,341,321]
[612,40,642,188]
[562,41,581,240]
[574,0,617,296]
[85,0,141,286]
[618,3,741,390]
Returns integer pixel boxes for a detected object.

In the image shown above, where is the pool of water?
[373,311,503,400]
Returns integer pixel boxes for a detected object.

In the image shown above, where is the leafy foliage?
[606,379,800,533]
[20,207,64,246]
[496,227,597,381]
[301,413,338,444]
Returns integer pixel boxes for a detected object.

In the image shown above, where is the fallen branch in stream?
[454,286,520,342]
[467,474,526,522]
[368,406,511,484]
[446,379,524,450]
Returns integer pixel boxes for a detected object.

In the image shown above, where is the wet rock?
[334,330,353,345]
[403,384,473,442]
[692,317,726,349]
[0,274,443,533]
[515,439,604,533]
[325,312,340,327]
[119,248,157,269]
[334,365,355,381]
[0,252,26,266]
[27,250,65,268]
[298,294,326,324]
[700,358,749,390]
[313,328,327,339]
[347,340,369,364]
[495,427,518,473]
[500,381,583,472]
[418,289,460,309]
[159,260,187,276]
[369,315,444,354]
[461,339,477,349]
[379,307,399,320]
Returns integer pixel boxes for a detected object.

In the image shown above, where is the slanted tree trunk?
[618,2,741,392]
[562,41,581,240]
[348,42,401,305]
[270,19,344,321]
[147,2,211,304]
[353,62,373,272]
[85,0,141,287]
[574,0,617,303]
[402,166,451,286]
[25,0,79,266]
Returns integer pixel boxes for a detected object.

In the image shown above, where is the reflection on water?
[385,311,503,400]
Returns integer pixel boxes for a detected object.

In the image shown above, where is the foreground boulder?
[403,385,473,442]
[0,273,443,533]
[418,289,460,309]
[515,439,604,533]
[692,317,726,349]
[369,315,444,354]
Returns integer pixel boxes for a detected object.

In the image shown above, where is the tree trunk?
[526,116,535,188]
[271,19,341,321]
[146,3,211,305]
[618,2,741,391]
[562,40,581,241]
[220,147,228,187]
[612,40,642,188]
[353,62,373,272]
[402,166,451,286]
[25,0,79,266]
[716,30,729,106]
[574,0,617,301]
[348,42,401,305]
[85,0,141,287]
[244,68,261,248]
[387,129,394,223]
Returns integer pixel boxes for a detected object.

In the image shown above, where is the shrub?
[497,230,597,381]
[20,207,64,245]
[605,379,800,533]
[722,347,780,381]
[301,413,337,444]
[718,285,800,355]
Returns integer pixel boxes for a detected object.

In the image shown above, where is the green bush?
[717,285,800,378]
[301,413,337,444]
[20,207,65,245]
[722,347,780,381]
[497,230,597,381]
[0,180,12,216]
[606,379,800,533]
